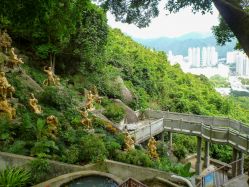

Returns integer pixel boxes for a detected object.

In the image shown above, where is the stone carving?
[80,108,92,129]
[43,66,60,86]
[147,137,159,159]
[0,72,12,99]
[85,90,94,111]
[124,132,135,151]
[29,93,42,114]
[46,115,58,139]
[0,99,16,119]
[0,29,12,53]
[92,86,103,104]
[8,48,24,68]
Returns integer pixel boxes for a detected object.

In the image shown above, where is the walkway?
[129,109,249,178]
[131,109,249,154]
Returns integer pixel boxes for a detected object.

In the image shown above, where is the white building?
[201,47,218,67]
[189,46,218,67]
[234,51,249,77]
[188,47,201,67]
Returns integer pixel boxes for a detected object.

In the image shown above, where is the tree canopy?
[99,0,249,57]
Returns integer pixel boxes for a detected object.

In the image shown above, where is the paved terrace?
[129,109,249,177]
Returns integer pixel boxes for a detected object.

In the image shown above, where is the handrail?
[132,110,249,153]
[144,109,249,135]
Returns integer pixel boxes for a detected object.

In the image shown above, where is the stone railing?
[132,109,249,153]
[144,110,249,135]
[130,118,164,143]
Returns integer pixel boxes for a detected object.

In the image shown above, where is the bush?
[7,140,27,155]
[0,167,31,187]
[61,145,80,164]
[210,144,232,163]
[79,135,108,162]
[104,137,121,159]
[173,143,188,160]
[29,156,51,184]
[40,87,74,111]
[114,149,153,167]
[103,102,125,123]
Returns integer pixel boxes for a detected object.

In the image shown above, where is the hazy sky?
[107,4,220,39]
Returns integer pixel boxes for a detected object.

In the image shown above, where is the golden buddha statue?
[0,71,12,99]
[0,29,12,53]
[8,48,24,68]
[85,90,94,111]
[46,115,58,139]
[29,93,42,114]
[0,99,16,120]
[43,66,59,86]
[124,132,135,151]
[147,137,159,159]
[80,109,92,129]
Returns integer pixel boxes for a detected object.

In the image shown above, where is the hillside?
[1,1,249,185]
[134,33,236,58]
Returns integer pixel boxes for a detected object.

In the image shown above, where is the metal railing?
[119,178,148,187]
[196,158,244,187]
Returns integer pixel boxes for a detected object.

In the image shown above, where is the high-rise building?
[201,46,218,67]
[235,51,249,77]
[188,47,201,67]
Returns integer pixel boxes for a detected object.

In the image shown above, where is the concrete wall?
[0,152,183,187]
[222,175,249,187]
[0,152,96,179]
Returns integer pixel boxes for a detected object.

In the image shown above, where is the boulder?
[115,76,133,104]
[114,99,139,124]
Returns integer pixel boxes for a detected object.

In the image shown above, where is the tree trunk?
[213,0,249,57]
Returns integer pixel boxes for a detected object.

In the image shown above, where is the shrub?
[173,143,188,160]
[0,167,31,187]
[114,149,153,167]
[7,140,27,155]
[103,102,125,123]
[61,145,80,164]
[79,135,108,162]
[173,134,196,154]
[104,138,121,159]
[40,87,74,111]
[31,139,59,157]
[29,156,51,184]
[210,144,232,163]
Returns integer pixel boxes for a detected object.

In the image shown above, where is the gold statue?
[0,72,12,99]
[0,29,12,53]
[147,137,159,159]
[43,66,59,86]
[92,86,103,104]
[124,132,135,151]
[29,93,42,114]
[85,90,94,111]
[80,108,92,129]
[8,48,24,68]
[46,115,58,139]
[0,99,16,119]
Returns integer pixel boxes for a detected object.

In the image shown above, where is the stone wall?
[0,152,96,179]
[0,152,183,187]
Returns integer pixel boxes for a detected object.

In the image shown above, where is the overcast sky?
[107,4,220,39]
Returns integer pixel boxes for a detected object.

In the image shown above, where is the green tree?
[0,0,89,68]
[99,0,249,57]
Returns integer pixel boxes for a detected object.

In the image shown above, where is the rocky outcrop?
[114,99,139,124]
[115,76,133,104]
